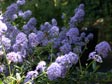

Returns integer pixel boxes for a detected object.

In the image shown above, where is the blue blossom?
[55,55,70,67]
[52,38,61,48]
[58,27,67,42]
[66,28,80,44]
[6,3,18,13]
[12,43,20,52]
[13,32,28,53]
[69,36,81,44]
[95,41,111,58]
[13,43,28,56]
[36,31,45,43]
[86,33,94,40]
[22,10,32,20]
[66,28,79,37]
[6,24,20,44]
[25,70,38,79]
[18,47,27,58]
[84,37,89,43]
[24,70,38,83]
[22,24,29,34]
[48,26,59,37]
[69,4,85,27]
[55,56,67,77]
[74,9,85,22]
[88,51,97,60]
[51,18,57,26]
[5,22,16,32]
[23,18,37,34]
[11,14,18,21]
[40,24,45,31]
[59,65,67,78]
[6,52,23,63]
[18,10,24,17]
[16,0,26,6]
[0,64,5,73]
[41,38,49,46]
[15,32,28,45]
[27,17,37,26]
[60,43,71,54]
[74,4,84,13]
[55,52,78,77]
[88,52,103,63]
[84,33,94,44]
[47,62,62,80]
[36,61,46,73]
[61,38,69,44]
[4,3,18,20]
[67,52,79,65]
[56,52,79,66]
[80,32,86,38]
[73,46,82,54]
[1,36,11,50]
[40,22,52,32]
[28,33,39,47]
[78,4,84,9]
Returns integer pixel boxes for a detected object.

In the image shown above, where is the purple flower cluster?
[1,2,95,66]
[66,27,79,37]
[88,51,103,63]
[3,0,29,21]
[3,3,18,21]
[28,33,39,47]
[60,43,71,54]
[24,70,38,83]
[69,4,85,27]
[40,22,52,32]
[95,41,111,58]
[56,26,93,54]
[21,10,32,20]
[47,62,62,80]
[6,52,23,63]
[1,35,11,50]
[88,41,111,63]
[36,61,46,73]
[23,17,37,34]
[17,0,26,6]
[24,61,46,83]
[26,70,38,79]
[51,18,57,26]
[12,32,28,58]
[47,52,79,80]
[48,26,59,37]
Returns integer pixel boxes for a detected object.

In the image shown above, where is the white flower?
[0,20,7,33]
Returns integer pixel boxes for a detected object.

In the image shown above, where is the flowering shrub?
[0,0,112,84]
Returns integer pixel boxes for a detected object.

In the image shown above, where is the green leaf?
[0,79,3,84]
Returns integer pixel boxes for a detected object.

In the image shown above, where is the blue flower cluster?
[88,41,111,63]
[47,52,79,80]
[24,61,46,83]
[0,0,111,82]
[69,4,85,27]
